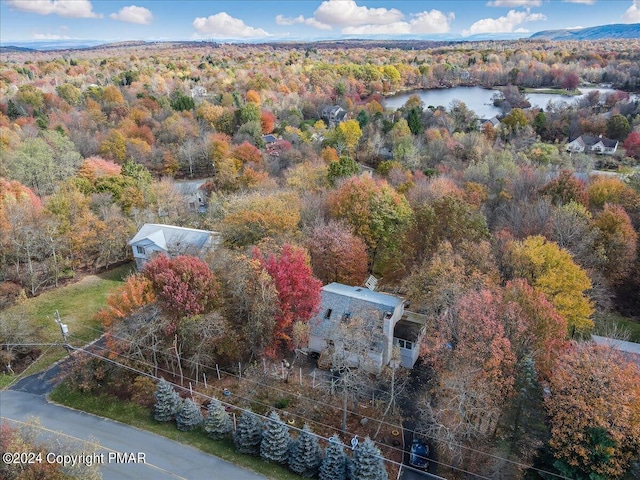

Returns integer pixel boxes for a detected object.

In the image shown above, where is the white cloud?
[193,12,271,38]
[275,14,331,30]
[109,5,153,25]
[487,1,542,6]
[4,0,101,18]
[622,0,640,22]
[314,0,404,27]
[33,33,70,39]
[462,9,546,36]
[342,10,454,35]
[562,0,596,4]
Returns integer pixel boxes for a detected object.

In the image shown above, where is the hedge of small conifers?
[153,378,389,480]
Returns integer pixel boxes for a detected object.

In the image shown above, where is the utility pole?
[53,310,69,352]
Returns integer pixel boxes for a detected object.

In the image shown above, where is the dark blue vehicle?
[409,437,429,469]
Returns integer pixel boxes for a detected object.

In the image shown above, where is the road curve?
[0,390,265,480]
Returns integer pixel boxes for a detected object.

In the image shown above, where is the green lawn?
[50,383,301,480]
[1,264,133,388]
[522,87,581,96]
[593,312,640,343]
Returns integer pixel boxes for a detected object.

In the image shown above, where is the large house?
[309,283,427,372]
[321,105,348,127]
[567,134,618,155]
[128,224,218,270]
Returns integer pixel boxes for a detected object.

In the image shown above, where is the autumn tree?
[593,203,638,283]
[221,191,301,247]
[254,244,322,356]
[622,131,640,159]
[96,274,156,329]
[540,170,589,207]
[545,343,640,479]
[328,176,412,268]
[306,221,369,285]
[507,236,594,334]
[338,119,363,153]
[143,255,219,323]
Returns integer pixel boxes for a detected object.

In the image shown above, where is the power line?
[68,324,571,480]
[66,342,483,480]
[66,332,570,480]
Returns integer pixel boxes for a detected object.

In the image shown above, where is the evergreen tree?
[320,435,347,480]
[233,410,263,455]
[288,424,322,478]
[351,437,388,480]
[260,411,292,464]
[407,107,423,135]
[203,398,232,440]
[176,398,203,432]
[153,378,181,423]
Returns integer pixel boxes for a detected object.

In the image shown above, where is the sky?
[1,0,639,44]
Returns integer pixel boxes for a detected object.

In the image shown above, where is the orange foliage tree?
[545,343,640,479]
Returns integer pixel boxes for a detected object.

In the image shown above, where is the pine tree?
[176,398,203,432]
[260,411,292,464]
[153,378,181,423]
[233,410,263,455]
[319,435,347,480]
[351,437,388,480]
[203,398,232,440]
[288,424,322,478]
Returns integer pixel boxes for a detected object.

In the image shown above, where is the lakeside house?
[567,134,618,155]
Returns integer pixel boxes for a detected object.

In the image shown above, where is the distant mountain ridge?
[530,23,640,40]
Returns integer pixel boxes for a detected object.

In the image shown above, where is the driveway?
[1,390,265,480]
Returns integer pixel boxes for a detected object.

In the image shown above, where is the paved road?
[1,390,265,480]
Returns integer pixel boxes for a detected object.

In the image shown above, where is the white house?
[128,224,219,270]
[567,134,618,155]
[309,283,426,372]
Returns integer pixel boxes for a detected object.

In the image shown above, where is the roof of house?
[128,224,213,251]
[570,135,618,149]
[322,283,404,310]
[174,179,207,195]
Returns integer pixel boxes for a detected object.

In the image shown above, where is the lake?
[383,86,618,119]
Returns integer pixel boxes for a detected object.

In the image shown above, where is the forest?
[1,38,640,480]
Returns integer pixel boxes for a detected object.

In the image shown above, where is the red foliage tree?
[254,244,322,356]
[306,221,369,286]
[503,278,567,380]
[143,255,220,328]
[622,131,640,159]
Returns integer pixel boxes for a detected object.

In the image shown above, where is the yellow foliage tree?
[338,119,362,153]
[508,235,594,334]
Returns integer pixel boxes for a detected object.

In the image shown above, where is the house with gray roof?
[309,283,426,371]
[321,105,348,127]
[128,224,219,270]
[567,134,618,155]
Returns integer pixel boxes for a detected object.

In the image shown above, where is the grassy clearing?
[50,383,301,480]
[1,264,133,387]
[593,312,640,343]
[522,87,581,96]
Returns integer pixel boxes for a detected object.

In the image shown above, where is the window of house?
[325,309,332,319]
[396,339,413,350]
[136,245,145,255]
